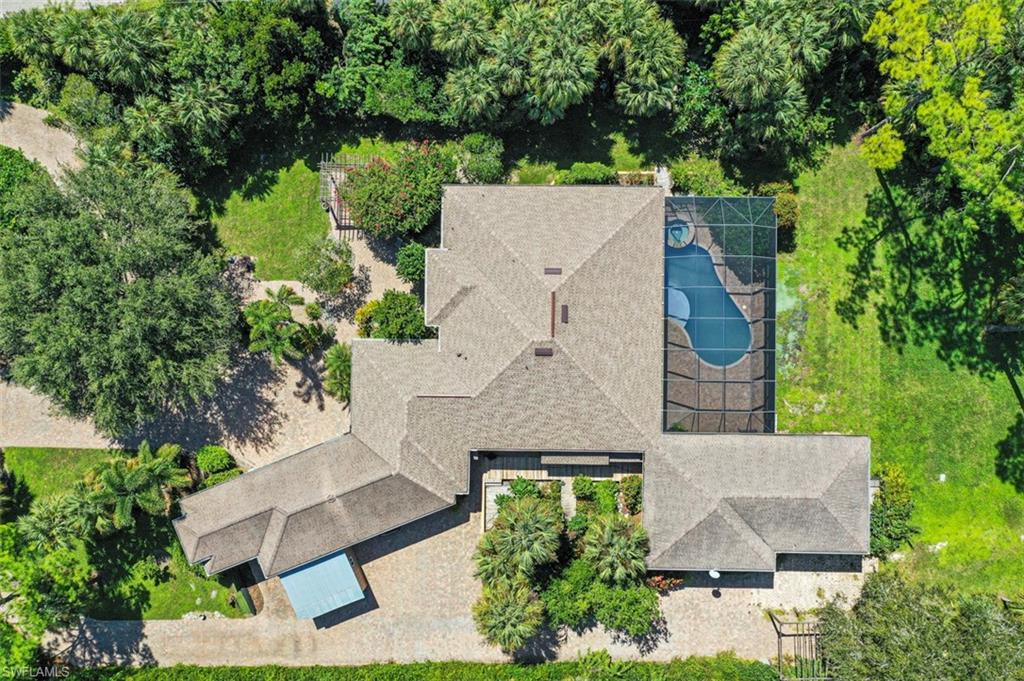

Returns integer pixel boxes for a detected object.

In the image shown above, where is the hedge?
[67,654,776,680]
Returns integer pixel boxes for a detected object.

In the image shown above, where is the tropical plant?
[388,0,434,51]
[293,320,337,355]
[195,445,233,475]
[582,514,649,585]
[541,559,597,629]
[508,476,540,499]
[430,0,492,66]
[572,475,596,501]
[16,490,101,551]
[356,290,430,340]
[0,161,238,436]
[91,442,190,529]
[244,299,302,365]
[869,463,918,558]
[300,238,354,298]
[620,475,643,515]
[200,468,243,489]
[322,342,352,404]
[475,496,562,583]
[589,582,661,637]
[472,578,544,653]
[460,132,505,183]
[265,284,305,308]
[92,11,167,90]
[594,480,620,514]
[396,241,427,284]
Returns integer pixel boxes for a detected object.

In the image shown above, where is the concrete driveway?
[51,471,871,667]
[0,101,81,176]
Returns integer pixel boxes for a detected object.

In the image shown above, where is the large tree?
[0,161,238,435]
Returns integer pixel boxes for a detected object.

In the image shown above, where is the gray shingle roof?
[173,186,870,578]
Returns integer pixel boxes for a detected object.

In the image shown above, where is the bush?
[200,468,242,489]
[355,290,430,340]
[472,579,546,653]
[55,74,114,132]
[541,559,596,629]
[300,238,354,298]
[595,479,619,514]
[305,302,323,321]
[590,582,661,637]
[619,171,655,186]
[0,145,44,206]
[540,479,563,502]
[670,155,744,195]
[195,445,233,475]
[869,462,918,558]
[395,241,426,283]
[572,475,596,501]
[621,475,643,515]
[758,181,799,233]
[509,476,540,499]
[461,132,505,183]
[323,343,352,403]
[567,513,590,537]
[557,162,617,185]
[341,141,456,238]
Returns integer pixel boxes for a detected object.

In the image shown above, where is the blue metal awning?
[279,550,365,619]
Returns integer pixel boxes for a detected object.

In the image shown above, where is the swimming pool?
[665,240,752,367]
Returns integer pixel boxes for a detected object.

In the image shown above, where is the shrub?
[590,582,661,637]
[583,514,649,585]
[619,171,655,186]
[200,468,242,489]
[55,74,114,132]
[341,141,456,238]
[472,579,544,653]
[621,475,643,515]
[0,145,43,206]
[300,238,354,298]
[572,475,596,501]
[557,162,617,185]
[869,462,918,558]
[305,302,323,321]
[395,241,426,283]
[195,445,233,475]
[541,559,596,629]
[461,132,505,183]
[509,476,540,499]
[670,155,744,195]
[758,181,799,232]
[647,574,684,593]
[595,479,619,514]
[355,290,430,340]
[323,343,352,403]
[540,479,563,502]
[567,513,590,538]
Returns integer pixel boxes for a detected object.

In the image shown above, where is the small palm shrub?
[621,475,643,515]
[595,479,619,514]
[472,579,544,653]
[305,302,323,321]
[195,445,233,475]
[396,241,426,283]
[572,475,596,501]
[323,343,352,403]
[583,514,649,585]
[244,299,302,365]
[480,496,563,581]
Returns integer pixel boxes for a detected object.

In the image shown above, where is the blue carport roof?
[279,550,365,619]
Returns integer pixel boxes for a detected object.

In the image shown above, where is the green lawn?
[207,137,403,281]
[4,447,250,620]
[778,145,1024,593]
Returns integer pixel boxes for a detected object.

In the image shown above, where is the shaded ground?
[777,143,1024,592]
[0,101,81,176]
[48,469,869,667]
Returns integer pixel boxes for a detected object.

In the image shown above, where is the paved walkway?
[49,473,872,667]
[0,101,81,177]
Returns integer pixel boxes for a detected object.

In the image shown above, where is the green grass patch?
[4,447,249,620]
[206,137,403,281]
[778,144,1024,593]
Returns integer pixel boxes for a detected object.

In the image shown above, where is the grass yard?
[3,447,250,620]
[778,145,1024,593]
[206,136,403,281]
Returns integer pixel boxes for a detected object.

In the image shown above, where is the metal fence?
[318,153,371,228]
[770,613,829,680]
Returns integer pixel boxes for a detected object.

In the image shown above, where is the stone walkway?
[49,472,872,667]
[0,101,81,177]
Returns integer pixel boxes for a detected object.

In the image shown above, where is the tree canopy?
[0,161,238,435]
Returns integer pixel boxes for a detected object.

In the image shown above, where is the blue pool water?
[666,242,751,367]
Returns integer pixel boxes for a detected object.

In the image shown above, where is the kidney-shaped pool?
[665,241,751,367]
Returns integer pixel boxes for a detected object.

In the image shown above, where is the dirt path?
[0,101,81,177]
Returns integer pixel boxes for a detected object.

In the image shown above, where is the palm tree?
[93,11,166,90]
[171,80,235,135]
[244,299,303,365]
[323,342,352,403]
[50,10,94,71]
[123,95,174,153]
[526,39,598,125]
[478,496,562,580]
[582,514,649,586]
[714,26,794,109]
[92,442,190,530]
[388,0,433,51]
[444,66,501,124]
[431,0,492,66]
[265,284,305,307]
[472,579,544,653]
[17,488,101,551]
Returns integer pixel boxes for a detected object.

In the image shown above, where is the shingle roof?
[173,186,870,578]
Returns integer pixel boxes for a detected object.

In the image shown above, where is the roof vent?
[561,304,569,323]
[534,347,554,357]
[544,267,562,275]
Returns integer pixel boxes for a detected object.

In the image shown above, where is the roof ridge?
[716,498,775,564]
